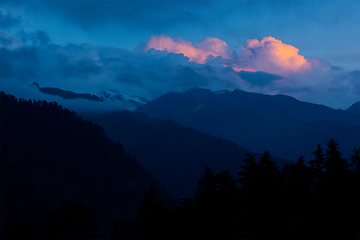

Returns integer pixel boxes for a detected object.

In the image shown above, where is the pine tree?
[111,219,134,240]
[309,143,325,190]
[42,200,103,240]
[133,185,169,239]
[237,153,258,190]
[349,147,360,173]
[194,165,216,203]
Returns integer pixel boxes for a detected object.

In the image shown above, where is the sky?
[0,0,359,110]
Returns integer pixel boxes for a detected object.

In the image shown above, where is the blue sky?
[0,0,359,110]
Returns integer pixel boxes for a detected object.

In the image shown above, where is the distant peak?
[31,81,40,88]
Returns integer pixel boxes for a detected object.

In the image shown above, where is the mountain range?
[135,88,360,161]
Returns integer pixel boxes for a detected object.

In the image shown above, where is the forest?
[1,92,359,239]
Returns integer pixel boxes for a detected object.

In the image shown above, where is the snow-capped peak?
[97,90,148,106]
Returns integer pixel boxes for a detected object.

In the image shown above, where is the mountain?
[97,89,149,107]
[85,110,291,197]
[346,101,360,115]
[0,92,172,236]
[135,88,360,161]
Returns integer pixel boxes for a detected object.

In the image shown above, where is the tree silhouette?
[133,185,170,239]
[309,143,325,190]
[111,219,134,240]
[349,147,360,173]
[2,213,39,239]
[42,200,103,240]
[194,165,216,203]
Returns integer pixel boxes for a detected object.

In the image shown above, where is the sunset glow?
[144,35,318,76]
[144,35,231,64]
[239,37,313,75]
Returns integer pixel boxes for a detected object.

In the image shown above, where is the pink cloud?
[236,36,320,76]
[142,35,326,77]
[143,34,232,64]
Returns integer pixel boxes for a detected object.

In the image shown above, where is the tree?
[349,147,360,173]
[324,138,348,178]
[237,153,258,190]
[309,143,325,190]
[111,219,134,240]
[133,185,170,239]
[194,165,216,203]
[42,200,103,240]
[2,213,39,239]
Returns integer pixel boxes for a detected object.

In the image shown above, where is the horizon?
[1,0,359,110]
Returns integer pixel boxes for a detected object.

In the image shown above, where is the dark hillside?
[0,92,172,236]
[86,110,290,197]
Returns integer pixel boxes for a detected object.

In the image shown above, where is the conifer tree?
[237,153,258,190]
[42,200,103,240]
[194,165,216,203]
[309,143,325,190]
[111,219,134,240]
[349,147,360,173]
[134,185,170,239]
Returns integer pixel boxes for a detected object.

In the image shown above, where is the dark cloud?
[17,30,51,46]
[353,85,360,95]
[342,70,360,96]
[34,31,51,46]
[0,11,21,29]
[0,47,39,81]
[238,71,282,86]
[27,0,213,32]
[59,58,103,78]
[331,65,344,72]
[117,72,143,86]
[0,31,24,49]
[174,66,208,88]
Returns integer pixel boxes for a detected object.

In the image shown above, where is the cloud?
[0,32,358,110]
[141,34,234,64]
[234,37,322,75]
[331,65,344,72]
[140,35,331,78]
[238,71,282,86]
[0,31,24,49]
[0,11,22,30]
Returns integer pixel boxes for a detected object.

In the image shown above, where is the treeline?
[3,140,358,239]
[124,140,359,240]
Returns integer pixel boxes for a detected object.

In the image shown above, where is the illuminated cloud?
[141,35,326,78]
[142,34,233,64]
[236,37,319,76]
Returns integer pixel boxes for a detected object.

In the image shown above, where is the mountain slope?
[86,110,291,197]
[135,88,360,161]
[0,92,172,235]
[346,101,360,115]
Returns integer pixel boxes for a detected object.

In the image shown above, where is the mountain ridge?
[136,87,360,161]
[85,110,292,197]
